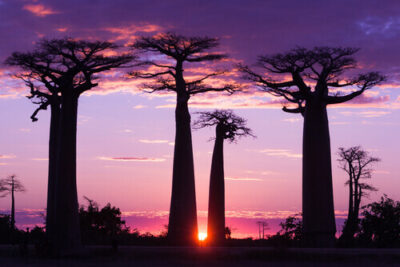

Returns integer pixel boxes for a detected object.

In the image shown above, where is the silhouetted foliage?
[7,38,134,252]
[79,197,129,245]
[225,226,232,240]
[357,195,400,247]
[278,216,303,241]
[0,175,26,229]
[267,216,303,247]
[131,32,237,244]
[337,146,380,243]
[241,47,385,247]
[0,214,11,244]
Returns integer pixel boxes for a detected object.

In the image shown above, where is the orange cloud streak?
[23,4,58,17]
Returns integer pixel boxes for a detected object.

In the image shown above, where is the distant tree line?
[267,195,400,248]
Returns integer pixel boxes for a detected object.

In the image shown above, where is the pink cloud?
[104,23,163,43]
[56,27,68,32]
[0,154,16,159]
[340,110,391,118]
[98,156,165,162]
[249,148,302,159]
[133,104,147,109]
[23,4,58,17]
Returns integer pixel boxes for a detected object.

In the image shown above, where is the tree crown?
[338,146,380,195]
[240,47,385,114]
[338,146,380,180]
[6,38,134,120]
[193,110,254,142]
[130,32,237,97]
[0,175,26,197]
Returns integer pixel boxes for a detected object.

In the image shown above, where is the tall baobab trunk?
[302,98,336,247]
[207,126,225,244]
[350,185,362,235]
[46,102,60,245]
[54,93,81,251]
[342,175,354,240]
[11,180,15,229]
[168,93,198,244]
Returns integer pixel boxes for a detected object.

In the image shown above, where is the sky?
[0,0,400,238]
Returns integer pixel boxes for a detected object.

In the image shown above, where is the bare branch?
[6,37,135,98]
[0,175,26,195]
[283,105,304,114]
[131,32,235,97]
[129,70,174,79]
[193,110,255,142]
[325,72,385,104]
[188,83,238,95]
[241,46,385,109]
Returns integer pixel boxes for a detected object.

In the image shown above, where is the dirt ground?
[1,245,399,266]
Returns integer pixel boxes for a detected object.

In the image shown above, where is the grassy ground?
[1,245,399,266]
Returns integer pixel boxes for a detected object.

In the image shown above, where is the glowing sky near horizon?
[1,0,400,238]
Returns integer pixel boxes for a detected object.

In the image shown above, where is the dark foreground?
[1,245,399,266]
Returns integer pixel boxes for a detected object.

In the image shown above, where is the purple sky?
[0,0,400,238]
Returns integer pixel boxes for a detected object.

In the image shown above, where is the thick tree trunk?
[54,93,81,252]
[11,182,15,229]
[207,128,225,244]
[302,98,336,247]
[46,102,60,246]
[167,94,198,244]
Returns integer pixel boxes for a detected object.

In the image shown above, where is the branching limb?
[188,83,238,95]
[129,70,175,79]
[193,110,255,142]
[325,72,385,104]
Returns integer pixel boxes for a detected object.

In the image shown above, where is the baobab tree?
[241,47,385,247]
[6,38,133,251]
[7,68,61,248]
[193,110,253,243]
[338,146,380,242]
[131,33,237,244]
[0,175,26,230]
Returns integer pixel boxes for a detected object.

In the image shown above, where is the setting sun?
[198,232,207,241]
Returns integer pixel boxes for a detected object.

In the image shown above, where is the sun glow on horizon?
[198,232,207,241]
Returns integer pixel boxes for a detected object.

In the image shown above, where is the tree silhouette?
[241,47,385,247]
[6,69,61,250]
[278,215,303,242]
[193,110,253,243]
[338,146,380,243]
[6,38,133,252]
[0,175,26,229]
[358,195,400,247]
[131,33,237,244]
[79,197,129,245]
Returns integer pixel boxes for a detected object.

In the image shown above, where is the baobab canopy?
[241,47,385,247]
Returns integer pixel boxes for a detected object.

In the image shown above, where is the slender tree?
[241,47,385,247]
[0,175,26,230]
[338,146,380,242]
[193,110,253,244]
[131,33,237,244]
[6,38,133,251]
